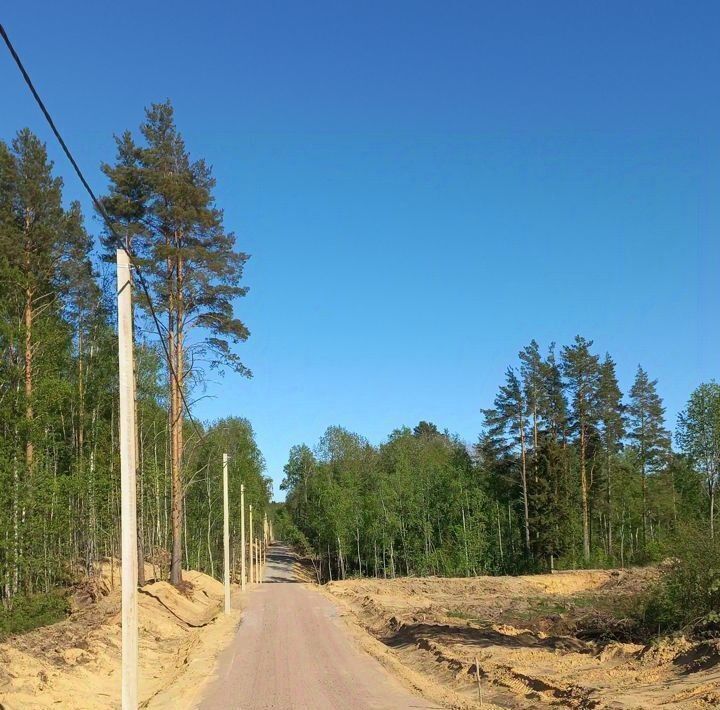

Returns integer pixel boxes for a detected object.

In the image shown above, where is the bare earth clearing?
[325,569,720,709]
[4,554,720,709]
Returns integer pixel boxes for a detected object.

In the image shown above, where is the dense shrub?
[641,523,720,636]
[0,590,70,640]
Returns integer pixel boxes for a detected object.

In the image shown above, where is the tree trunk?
[337,536,346,580]
[519,424,531,556]
[641,456,647,549]
[461,505,470,576]
[496,501,503,565]
[580,425,590,561]
[606,451,613,559]
[169,246,185,586]
[135,338,145,587]
[24,284,34,475]
[711,488,715,539]
[355,526,362,576]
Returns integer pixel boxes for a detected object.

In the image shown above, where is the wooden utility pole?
[117,250,138,710]
[249,504,254,584]
[240,483,246,590]
[222,453,230,613]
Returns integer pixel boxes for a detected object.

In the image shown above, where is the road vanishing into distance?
[200,545,436,710]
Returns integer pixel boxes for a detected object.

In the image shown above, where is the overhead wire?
[0,22,204,440]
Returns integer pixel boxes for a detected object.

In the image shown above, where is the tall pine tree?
[562,336,601,562]
[597,354,624,558]
[627,365,670,550]
[102,101,251,584]
[483,367,531,556]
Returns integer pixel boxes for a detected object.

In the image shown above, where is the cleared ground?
[325,569,720,709]
[4,554,720,709]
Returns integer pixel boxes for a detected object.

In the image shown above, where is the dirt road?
[199,545,436,710]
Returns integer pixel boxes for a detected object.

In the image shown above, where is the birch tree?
[677,383,720,537]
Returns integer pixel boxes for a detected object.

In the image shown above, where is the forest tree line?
[0,102,270,610]
[280,338,719,579]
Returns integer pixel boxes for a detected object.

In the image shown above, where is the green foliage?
[642,523,720,635]
[282,423,487,581]
[184,417,270,579]
[0,118,265,627]
[101,100,251,378]
[282,339,715,584]
[0,128,108,599]
[273,505,313,557]
[628,366,671,476]
[676,382,720,534]
[0,590,70,640]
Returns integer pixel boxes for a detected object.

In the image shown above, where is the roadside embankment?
[0,560,241,709]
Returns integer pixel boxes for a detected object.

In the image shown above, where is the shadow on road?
[260,545,304,583]
[263,575,302,584]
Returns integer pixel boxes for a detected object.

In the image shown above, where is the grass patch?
[0,589,70,640]
[506,592,649,642]
[446,608,479,620]
[510,596,572,623]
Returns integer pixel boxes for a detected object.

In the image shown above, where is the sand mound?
[139,579,218,627]
[0,566,241,710]
[325,568,720,709]
[525,570,612,595]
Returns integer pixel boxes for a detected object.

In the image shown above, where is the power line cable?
[0,22,204,439]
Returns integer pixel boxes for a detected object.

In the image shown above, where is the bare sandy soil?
[0,560,242,709]
[5,559,720,709]
[325,569,720,709]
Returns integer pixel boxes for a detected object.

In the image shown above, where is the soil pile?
[0,560,240,709]
[326,568,720,709]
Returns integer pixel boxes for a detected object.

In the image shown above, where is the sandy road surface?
[199,545,437,710]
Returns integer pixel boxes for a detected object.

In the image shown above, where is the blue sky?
[2,2,718,498]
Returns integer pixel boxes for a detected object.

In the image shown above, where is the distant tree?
[676,383,720,537]
[521,340,560,567]
[0,129,104,599]
[537,344,572,567]
[0,130,63,478]
[597,354,625,556]
[530,434,566,567]
[562,336,601,562]
[281,444,317,511]
[413,421,440,439]
[627,366,671,547]
[519,340,544,456]
[539,343,568,443]
[483,367,531,556]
